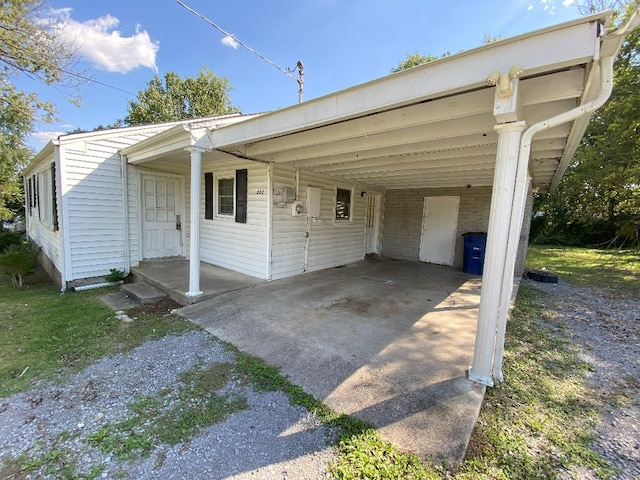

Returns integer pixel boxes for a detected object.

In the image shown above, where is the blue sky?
[20,0,586,150]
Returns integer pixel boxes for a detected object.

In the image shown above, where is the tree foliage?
[391,52,447,73]
[531,2,640,247]
[124,68,238,125]
[0,0,82,221]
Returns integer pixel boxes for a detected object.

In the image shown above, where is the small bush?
[105,268,127,283]
[0,231,24,253]
[0,241,40,288]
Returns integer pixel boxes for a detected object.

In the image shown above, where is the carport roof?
[123,11,619,193]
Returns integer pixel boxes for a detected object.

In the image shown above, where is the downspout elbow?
[522,54,614,159]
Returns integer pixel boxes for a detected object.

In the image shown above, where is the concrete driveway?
[178,256,486,464]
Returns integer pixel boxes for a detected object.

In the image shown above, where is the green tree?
[0,0,82,221]
[391,52,441,73]
[124,68,238,125]
[532,2,640,247]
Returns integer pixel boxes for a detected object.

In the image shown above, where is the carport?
[118,10,638,392]
[180,10,635,389]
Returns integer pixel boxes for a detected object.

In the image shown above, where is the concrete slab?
[132,260,264,305]
[121,282,166,304]
[100,291,139,311]
[178,256,486,465]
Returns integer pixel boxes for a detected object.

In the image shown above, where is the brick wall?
[381,186,492,267]
[381,185,533,273]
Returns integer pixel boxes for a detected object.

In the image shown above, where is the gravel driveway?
[526,279,640,480]
[1,279,638,479]
[0,331,337,479]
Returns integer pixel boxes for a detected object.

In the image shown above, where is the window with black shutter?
[235,169,247,223]
[204,172,213,219]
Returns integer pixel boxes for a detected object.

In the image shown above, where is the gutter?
[492,9,640,382]
[120,154,131,275]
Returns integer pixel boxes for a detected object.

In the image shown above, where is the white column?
[186,147,204,298]
[468,121,526,386]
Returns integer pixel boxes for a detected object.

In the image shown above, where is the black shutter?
[51,163,59,231]
[35,174,41,220]
[27,177,32,215]
[204,172,213,219]
[235,169,247,223]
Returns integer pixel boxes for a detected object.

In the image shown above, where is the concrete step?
[121,282,166,304]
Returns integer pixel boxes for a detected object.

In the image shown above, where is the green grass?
[89,362,247,459]
[455,285,614,479]
[2,245,635,479]
[0,269,197,398]
[526,245,640,298]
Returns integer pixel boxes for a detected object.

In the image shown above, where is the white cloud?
[221,35,240,49]
[31,131,66,144]
[48,8,159,73]
[534,0,575,14]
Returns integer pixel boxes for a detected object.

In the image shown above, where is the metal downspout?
[120,154,131,275]
[491,52,615,382]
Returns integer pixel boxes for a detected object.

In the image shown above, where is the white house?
[25,10,638,386]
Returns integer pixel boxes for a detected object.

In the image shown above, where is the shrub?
[105,268,127,283]
[0,231,24,253]
[0,241,40,288]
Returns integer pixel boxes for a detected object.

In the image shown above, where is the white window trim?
[334,186,354,224]
[37,168,54,229]
[216,175,235,218]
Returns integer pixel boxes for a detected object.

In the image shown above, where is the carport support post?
[468,121,526,387]
[186,147,205,298]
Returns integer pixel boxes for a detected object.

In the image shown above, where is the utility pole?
[297,61,304,103]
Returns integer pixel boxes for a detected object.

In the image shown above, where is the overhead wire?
[175,0,298,80]
[61,69,137,96]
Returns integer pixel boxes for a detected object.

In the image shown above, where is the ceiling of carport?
[218,67,587,192]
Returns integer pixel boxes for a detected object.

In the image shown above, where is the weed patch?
[89,362,247,459]
[457,285,614,479]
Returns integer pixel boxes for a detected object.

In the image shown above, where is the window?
[33,167,54,228]
[217,177,234,216]
[335,188,352,221]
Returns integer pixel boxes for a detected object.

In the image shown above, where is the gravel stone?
[0,330,337,479]
[526,278,640,480]
[3,278,636,478]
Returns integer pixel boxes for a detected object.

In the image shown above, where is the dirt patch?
[127,296,182,316]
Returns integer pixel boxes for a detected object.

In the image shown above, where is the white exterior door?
[365,194,380,254]
[142,175,182,259]
[419,196,459,266]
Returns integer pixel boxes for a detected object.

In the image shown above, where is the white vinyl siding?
[59,126,175,281]
[270,165,382,280]
[26,153,62,279]
[198,160,269,279]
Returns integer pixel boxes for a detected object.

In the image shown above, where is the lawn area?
[0,268,196,398]
[527,244,640,299]
[2,245,636,479]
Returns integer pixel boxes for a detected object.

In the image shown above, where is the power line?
[175,0,304,102]
[175,0,295,78]
[63,70,137,96]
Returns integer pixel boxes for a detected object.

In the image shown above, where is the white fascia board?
[24,141,57,176]
[210,17,603,150]
[120,113,262,164]
[121,124,191,164]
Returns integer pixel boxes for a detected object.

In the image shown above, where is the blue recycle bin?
[462,232,487,275]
